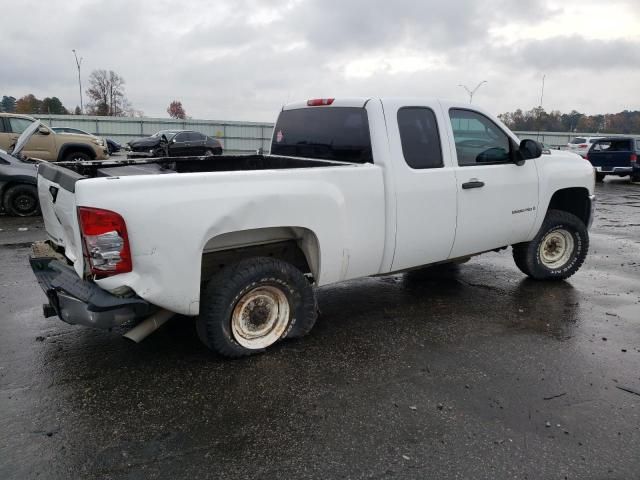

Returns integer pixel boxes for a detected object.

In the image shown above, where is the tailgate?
[37,162,86,276]
[590,151,631,171]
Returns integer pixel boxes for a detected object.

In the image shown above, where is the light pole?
[458,80,487,103]
[72,49,83,114]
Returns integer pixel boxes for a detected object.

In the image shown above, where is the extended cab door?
[444,105,539,258]
[382,100,458,271]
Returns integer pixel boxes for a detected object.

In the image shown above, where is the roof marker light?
[307,98,334,106]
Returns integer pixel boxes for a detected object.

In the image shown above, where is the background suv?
[0,113,109,162]
[567,136,604,158]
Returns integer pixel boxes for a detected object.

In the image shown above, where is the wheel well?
[58,144,96,161]
[547,187,591,225]
[200,227,320,283]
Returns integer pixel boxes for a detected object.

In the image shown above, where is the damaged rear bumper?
[29,256,153,329]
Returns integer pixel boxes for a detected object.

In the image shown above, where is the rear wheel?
[63,151,91,162]
[3,184,40,217]
[631,173,640,183]
[203,149,214,157]
[196,257,317,357]
[512,209,588,281]
[595,172,605,182]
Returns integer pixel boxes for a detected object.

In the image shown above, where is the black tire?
[196,257,317,357]
[512,209,588,281]
[595,172,605,182]
[203,149,214,157]
[630,173,640,183]
[3,184,40,217]
[63,151,91,162]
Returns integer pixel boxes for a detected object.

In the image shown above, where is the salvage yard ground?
[0,179,639,479]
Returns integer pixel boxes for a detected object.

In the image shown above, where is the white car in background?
[567,136,604,158]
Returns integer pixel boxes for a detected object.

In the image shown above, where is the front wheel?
[512,210,588,281]
[3,184,40,216]
[196,257,317,357]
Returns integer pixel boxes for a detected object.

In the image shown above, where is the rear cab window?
[270,107,372,163]
[571,137,586,144]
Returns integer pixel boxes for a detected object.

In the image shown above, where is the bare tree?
[86,69,131,116]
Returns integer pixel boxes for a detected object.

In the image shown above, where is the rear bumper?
[594,166,632,174]
[29,256,153,329]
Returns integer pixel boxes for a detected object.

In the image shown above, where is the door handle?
[462,179,485,189]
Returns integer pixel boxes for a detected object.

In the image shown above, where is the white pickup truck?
[30,98,595,357]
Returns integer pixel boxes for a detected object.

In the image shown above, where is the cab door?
[444,106,539,258]
[382,100,458,271]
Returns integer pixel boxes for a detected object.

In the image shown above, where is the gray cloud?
[1,0,639,120]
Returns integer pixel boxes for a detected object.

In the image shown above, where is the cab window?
[397,107,443,169]
[449,109,511,166]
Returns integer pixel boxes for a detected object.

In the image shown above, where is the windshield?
[270,107,372,163]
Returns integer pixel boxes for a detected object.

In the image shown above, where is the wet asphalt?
[0,178,639,480]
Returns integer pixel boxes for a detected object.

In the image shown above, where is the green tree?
[40,97,68,114]
[1,95,17,112]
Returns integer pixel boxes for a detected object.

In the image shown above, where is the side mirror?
[38,126,50,135]
[516,139,542,164]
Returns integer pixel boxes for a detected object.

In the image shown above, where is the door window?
[397,107,443,169]
[8,117,34,134]
[449,109,511,166]
[174,132,188,142]
[186,132,204,142]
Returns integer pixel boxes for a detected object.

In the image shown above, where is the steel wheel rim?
[539,228,574,269]
[231,285,290,349]
[14,194,35,213]
[204,149,213,157]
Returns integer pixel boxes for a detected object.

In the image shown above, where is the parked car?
[567,136,604,158]
[126,130,223,158]
[586,137,640,182]
[0,122,42,216]
[30,97,595,358]
[51,127,121,155]
[0,113,109,162]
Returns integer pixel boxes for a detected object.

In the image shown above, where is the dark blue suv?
[587,137,639,182]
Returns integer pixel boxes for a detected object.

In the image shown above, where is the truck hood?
[12,121,41,157]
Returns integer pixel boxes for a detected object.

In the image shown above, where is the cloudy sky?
[2,0,639,122]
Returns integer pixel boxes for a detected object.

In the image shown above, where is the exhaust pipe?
[123,309,174,343]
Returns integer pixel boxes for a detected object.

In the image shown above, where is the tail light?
[578,144,588,148]
[585,153,589,161]
[631,153,637,164]
[78,207,132,276]
[307,98,334,106]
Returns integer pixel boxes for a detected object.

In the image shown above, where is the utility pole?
[539,74,546,107]
[72,49,83,114]
[458,80,487,103]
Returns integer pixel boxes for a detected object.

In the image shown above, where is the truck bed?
[40,154,352,182]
